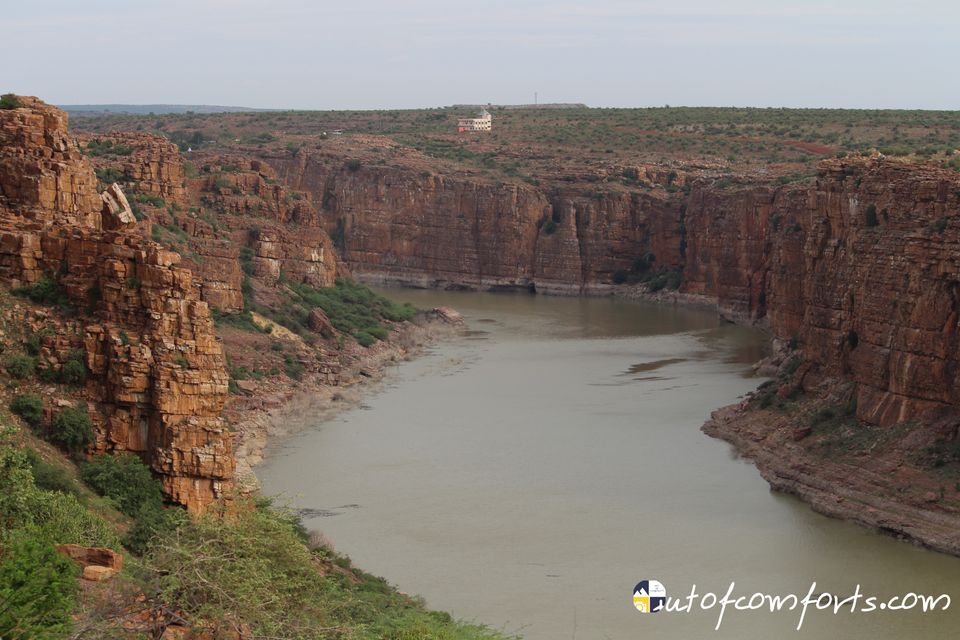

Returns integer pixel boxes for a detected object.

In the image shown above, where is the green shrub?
[612,270,629,284]
[278,279,416,346]
[0,94,21,110]
[23,449,79,496]
[124,503,186,555]
[5,355,36,379]
[143,499,509,639]
[60,356,87,386]
[81,452,163,517]
[49,407,94,452]
[933,217,948,234]
[0,528,79,639]
[11,276,67,306]
[10,394,43,426]
[37,364,60,383]
[354,331,376,348]
[284,356,305,380]
[24,334,42,356]
[0,427,118,548]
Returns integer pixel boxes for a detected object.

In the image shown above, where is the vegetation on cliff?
[0,423,514,638]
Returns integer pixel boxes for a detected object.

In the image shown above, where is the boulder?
[101,183,137,230]
[307,307,337,337]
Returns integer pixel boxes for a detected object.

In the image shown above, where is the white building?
[457,108,492,132]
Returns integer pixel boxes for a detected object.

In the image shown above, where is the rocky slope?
[0,97,233,512]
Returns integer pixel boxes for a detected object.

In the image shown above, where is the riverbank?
[703,393,960,556]
[228,313,463,491]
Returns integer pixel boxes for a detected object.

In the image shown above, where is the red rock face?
[684,159,960,427]
[267,148,960,428]
[0,96,103,228]
[78,131,188,205]
[267,152,682,293]
[0,97,232,512]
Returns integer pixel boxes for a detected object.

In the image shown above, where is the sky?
[2,0,958,110]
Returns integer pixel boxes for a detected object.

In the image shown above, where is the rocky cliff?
[265,147,960,429]
[0,97,232,512]
[267,151,683,294]
[682,159,960,428]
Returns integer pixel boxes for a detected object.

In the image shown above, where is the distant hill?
[60,104,275,116]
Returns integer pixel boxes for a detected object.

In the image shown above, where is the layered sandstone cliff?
[263,145,960,430]
[0,97,232,512]
[267,151,682,293]
[682,159,960,428]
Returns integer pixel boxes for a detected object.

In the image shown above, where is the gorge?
[3,95,960,636]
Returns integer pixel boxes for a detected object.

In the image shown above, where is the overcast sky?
[2,0,958,110]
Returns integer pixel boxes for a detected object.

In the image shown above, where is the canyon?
[264,146,960,430]
[5,96,960,551]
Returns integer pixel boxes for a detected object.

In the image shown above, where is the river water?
[257,289,960,639]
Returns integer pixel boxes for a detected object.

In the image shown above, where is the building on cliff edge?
[457,108,492,132]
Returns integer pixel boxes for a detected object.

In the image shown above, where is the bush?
[24,334,42,356]
[5,355,36,379]
[81,453,163,517]
[10,394,43,427]
[612,270,629,284]
[0,94,21,110]
[23,449,79,496]
[0,427,119,548]
[60,356,87,385]
[11,276,67,306]
[354,331,376,347]
[0,528,79,639]
[124,503,186,555]
[143,499,509,639]
[49,407,94,452]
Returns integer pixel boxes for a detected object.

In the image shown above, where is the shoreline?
[228,315,461,492]
[703,402,960,556]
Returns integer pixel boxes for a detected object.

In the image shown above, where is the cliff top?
[71,104,960,191]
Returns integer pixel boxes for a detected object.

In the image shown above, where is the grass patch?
[250,279,415,346]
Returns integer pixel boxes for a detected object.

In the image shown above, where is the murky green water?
[258,289,960,639]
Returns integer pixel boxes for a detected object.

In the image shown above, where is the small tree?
[81,453,163,517]
[49,407,94,452]
[5,355,36,379]
[61,356,87,385]
[10,394,43,427]
[0,94,21,110]
[0,530,79,638]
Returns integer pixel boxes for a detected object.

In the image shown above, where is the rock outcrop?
[0,97,232,512]
[56,544,124,581]
[78,131,187,206]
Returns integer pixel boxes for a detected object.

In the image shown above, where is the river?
[257,289,960,639]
